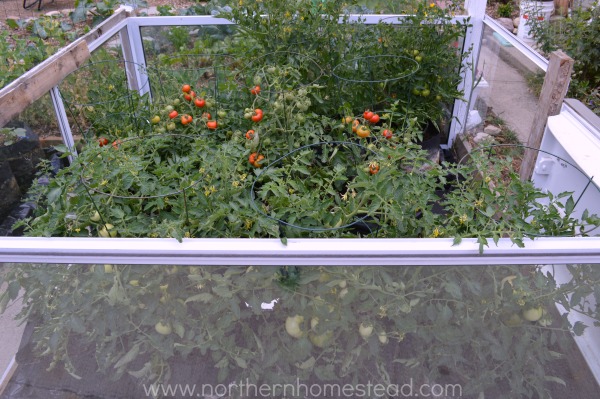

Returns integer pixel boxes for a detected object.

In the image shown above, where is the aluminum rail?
[482,16,549,72]
[1,237,600,265]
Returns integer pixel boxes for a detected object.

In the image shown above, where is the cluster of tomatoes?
[97,137,122,149]
[244,108,264,123]
[248,152,265,168]
[243,86,267,168]
[345,109,393,141]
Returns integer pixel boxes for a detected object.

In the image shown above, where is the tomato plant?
[5,2,600,397]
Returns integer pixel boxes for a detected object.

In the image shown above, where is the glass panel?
[469,24,546,146]
[57,33,141,144]
[0,93,64,237]
[1,263,599,398]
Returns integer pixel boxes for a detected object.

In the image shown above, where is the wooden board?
[82,7,130,47]
[520,50,574,181]
[0,7,132,128]
[0,40,91,128]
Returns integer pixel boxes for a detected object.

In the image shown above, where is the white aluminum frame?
[1,237,600,265]
[2,2,600,266]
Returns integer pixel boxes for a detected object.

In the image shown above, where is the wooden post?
[519,50,574,181]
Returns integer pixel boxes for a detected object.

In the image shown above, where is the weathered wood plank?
[0,7,132,128]
[0,40,91,128]
[520,50,574,181]
[82,7,131,47]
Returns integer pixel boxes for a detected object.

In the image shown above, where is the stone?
[473,132,493,144]
[513,17,520,28]
[484,125,503,136]
[497,18,514,32]
[45,11,62,17]
[188,29,200,36]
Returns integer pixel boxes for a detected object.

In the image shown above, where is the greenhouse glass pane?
[0,93,62,237]
[469,24,546,145]
[1,263,600,398]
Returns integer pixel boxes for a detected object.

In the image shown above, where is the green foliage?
[530,2,600,115]
[497,3,513,18]
[1,263,599,397]
[71,0,139,25]
[2,2,600,397]
[0,127,27,147]
[0,14,86,90]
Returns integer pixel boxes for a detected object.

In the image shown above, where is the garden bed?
[1,2,600,398]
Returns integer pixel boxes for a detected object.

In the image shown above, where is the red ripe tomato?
[169,110,179,119]
[202,112,212,120]
[182,84,191,93]
[382,129,393,139]
[181,114,193,125]
[250,85,261,95]
[369,114,380,124]
[245,130,255,140]
[249,152,258,165]
[194,98,206,108]
[369,162,380,175]
[206,121,218,130]
[184,93,192,101]
[254,154,265,168]
[364,110,374,120]
[112,139,123,149]
[251,109,263,123]
[98,137,109,147]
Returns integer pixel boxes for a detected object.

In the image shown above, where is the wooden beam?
[0,40,90,128]
[520,50,574,181]
[0,7,132,128]
[82,7,131,48]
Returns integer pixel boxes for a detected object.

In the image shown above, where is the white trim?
[482,16,549,72]
[86,19,130,53]
[0,356,16,397]
[447,0,486,148]
[1,237,600,265]
[50,86,77,162]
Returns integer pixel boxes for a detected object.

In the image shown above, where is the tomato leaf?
[185,293,214,304]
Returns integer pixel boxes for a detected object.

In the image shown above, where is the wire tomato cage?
[250,141,384,237]
[58,60,153,140]
[332,54,420,116]
[78,134,205,236]
[148,53,240,114]
[455,144,600,238]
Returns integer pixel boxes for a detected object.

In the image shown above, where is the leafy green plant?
[530,2,600,115]
[497,2,513,18]
[0,127,27,146]
[1,14,88,91]
[3,2,600,398]
[2,263,599,397]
